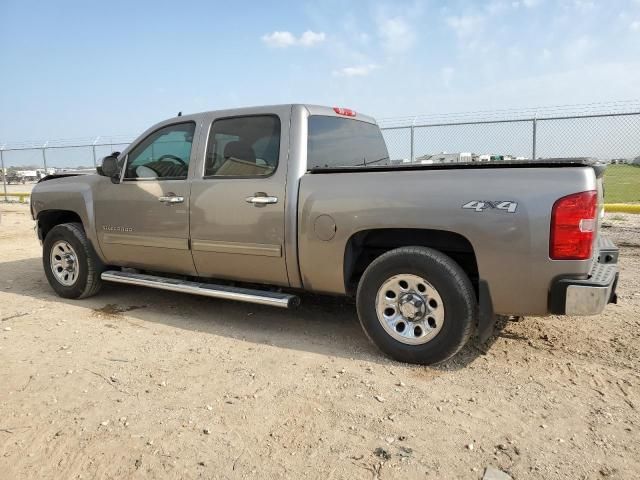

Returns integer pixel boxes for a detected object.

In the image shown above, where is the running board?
[101,271,300,308]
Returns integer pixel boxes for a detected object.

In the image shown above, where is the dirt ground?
[0,203,638,480]
[2,182,36,195]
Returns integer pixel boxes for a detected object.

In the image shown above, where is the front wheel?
[43,222,104,299]
[356,247,476,364]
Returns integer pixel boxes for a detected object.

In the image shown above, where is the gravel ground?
[0,203,639,480]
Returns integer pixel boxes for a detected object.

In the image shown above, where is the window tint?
[307,116,389,169]
[205,115,280,177]
[125,122,195,179]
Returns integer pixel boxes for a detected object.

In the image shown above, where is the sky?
[1,0,640,145]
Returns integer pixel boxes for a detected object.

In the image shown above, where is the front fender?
[31,175,106,262]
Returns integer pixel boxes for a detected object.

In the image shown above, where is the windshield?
[307,116,389,169]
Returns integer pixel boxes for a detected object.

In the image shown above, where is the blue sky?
[1,0,640,143]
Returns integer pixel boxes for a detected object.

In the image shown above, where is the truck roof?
[159,104,378,126]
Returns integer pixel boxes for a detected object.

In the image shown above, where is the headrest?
[223,141,255,163]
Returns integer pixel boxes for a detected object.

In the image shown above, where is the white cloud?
[261,30,326,48]
[261,31,297,48]
[631,20,640,31]
[299,30,326,46]
[446,15,484,37]
[332,64,379,77]
[377,16,416,53]
[572,0,595,11]
[522,0,541,7]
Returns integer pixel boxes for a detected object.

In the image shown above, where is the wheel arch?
[343,228,479,297]
[37,210,84,241]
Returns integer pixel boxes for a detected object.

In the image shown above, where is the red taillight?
[333,107,356,117]
[550,190,597,260]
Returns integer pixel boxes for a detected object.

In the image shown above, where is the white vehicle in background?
[17,170,40,182]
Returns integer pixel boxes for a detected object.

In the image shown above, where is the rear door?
[189,108,291,286]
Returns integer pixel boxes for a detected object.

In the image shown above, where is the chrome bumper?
[549,237,619,316]
[565,282,616,316]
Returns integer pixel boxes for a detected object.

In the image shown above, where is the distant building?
[416,152,473,164]
[415,152,520,164]
[390,158,411,165]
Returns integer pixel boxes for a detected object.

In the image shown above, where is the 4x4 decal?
[462,200,518,213]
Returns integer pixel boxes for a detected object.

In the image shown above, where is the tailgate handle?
[246,193,278,205]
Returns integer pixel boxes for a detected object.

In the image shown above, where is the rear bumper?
[549,237,619,316]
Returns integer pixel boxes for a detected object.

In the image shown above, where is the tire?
[43,222,104,299]
[356,246,476,365]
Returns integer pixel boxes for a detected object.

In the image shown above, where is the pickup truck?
[30,104,619,364]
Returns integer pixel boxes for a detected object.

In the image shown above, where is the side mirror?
[98,155,120,183]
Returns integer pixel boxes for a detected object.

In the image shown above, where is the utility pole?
[1,144,7,202]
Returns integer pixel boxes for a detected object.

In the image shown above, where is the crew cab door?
[189,110,290,286]
[93,121,198,275]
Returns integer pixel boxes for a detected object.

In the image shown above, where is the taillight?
[550,190,597,260]
[333,107,356,117]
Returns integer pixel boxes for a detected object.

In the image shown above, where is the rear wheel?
[356,246,476,364]
[43,223,104,299]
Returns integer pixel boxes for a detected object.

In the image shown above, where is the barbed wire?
[0,135,135,150]
[377,99,640,128]
[2,99,640,149]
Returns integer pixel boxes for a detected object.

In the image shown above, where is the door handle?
[245,194,278,205]
[158,195,185,204]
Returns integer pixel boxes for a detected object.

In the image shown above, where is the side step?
[101,270,300,308]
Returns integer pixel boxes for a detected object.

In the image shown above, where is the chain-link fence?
[1,137,132,201]
[380,112,640,162]
[380,111,640,204]
[2,110,640,203]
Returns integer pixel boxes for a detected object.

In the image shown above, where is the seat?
[216,141,273,176]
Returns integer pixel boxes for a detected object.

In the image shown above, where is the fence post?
[42,142,48,171]
[1,145,7,202]
[532,116,537,160]
[410,117,416,163]
[92,136,100,168]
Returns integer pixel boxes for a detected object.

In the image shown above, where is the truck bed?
[308,158,605,177]
[298,161,602,315]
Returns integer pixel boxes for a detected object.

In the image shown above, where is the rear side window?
[307,116,389,169]
[205,115,280,177]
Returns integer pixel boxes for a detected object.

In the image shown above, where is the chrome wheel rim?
[375,274,445,345]
[50,240,80,286]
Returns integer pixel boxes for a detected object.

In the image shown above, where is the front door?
[94,121,198,275]
[189,113,289,286]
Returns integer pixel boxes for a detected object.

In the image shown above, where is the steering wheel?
[157,154,187,167]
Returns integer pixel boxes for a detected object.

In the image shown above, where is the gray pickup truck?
[30,104,619,364]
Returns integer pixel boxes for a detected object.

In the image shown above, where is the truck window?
[124,122,195,180]
[204,115,280,177]
[307,116,389,169]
